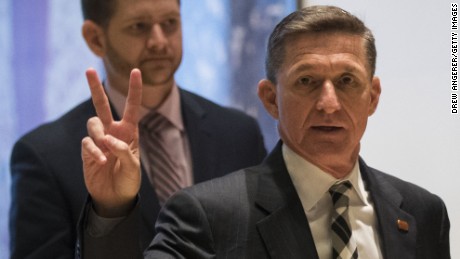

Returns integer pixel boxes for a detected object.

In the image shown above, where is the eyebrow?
[290,62,371,82]
[123,11,180,22]
[290,63,318,74]
[291,61,363,74]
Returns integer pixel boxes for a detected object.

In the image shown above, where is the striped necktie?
[139,112,186,205]
[329,181,358,259]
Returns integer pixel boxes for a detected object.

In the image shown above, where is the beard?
[104,40,180,86]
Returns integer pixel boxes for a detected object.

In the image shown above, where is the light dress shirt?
[282,144,383,259]
[87,82,192,237]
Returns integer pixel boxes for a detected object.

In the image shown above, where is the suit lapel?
[112,88,216,242]
[360,159,417,259]
[136,88,214,231]
[138,164,161,236]
[255,143,319,259]
[179,89,217,183]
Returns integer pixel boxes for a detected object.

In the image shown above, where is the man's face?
[260,32,380,173]
[103,0,182,87]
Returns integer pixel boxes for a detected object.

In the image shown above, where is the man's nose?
[316,80,341,113]
[147,24,167,50]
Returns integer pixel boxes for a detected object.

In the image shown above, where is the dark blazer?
[9,89,267,259]
[146,141,450,259]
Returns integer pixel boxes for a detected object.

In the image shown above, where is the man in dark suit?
[9,0,266,258]
[81,5,451,258]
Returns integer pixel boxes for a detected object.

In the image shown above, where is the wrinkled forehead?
[282,32,368,67]
[285,32,366,55]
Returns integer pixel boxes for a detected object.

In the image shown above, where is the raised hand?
[81,68,143,217]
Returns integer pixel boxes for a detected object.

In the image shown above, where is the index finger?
[86,68,113,126]
[122,68,143,126]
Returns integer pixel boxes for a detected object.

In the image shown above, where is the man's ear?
[368,76,381,116]
[257,79,279,119]
[82,20,106,57]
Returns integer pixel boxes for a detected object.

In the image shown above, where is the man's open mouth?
[311,126,343,132]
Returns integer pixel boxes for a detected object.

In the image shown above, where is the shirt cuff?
[86,206,126,237]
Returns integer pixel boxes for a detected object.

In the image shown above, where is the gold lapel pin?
[397,219,409,232]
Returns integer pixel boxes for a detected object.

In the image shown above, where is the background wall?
[301,0,459,257]
[0,0,295,257]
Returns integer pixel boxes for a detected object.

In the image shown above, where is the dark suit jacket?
[146,141,450,259]
[9,88,267,259]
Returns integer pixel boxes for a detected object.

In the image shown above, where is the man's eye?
[339,75,354,85]
[129,23,149,32]
[299,77,313,85]
[165,19,177,26]
[161,18,179,33]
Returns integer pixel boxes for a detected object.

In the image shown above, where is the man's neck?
[286,143,360,179]
[106,74,174,110]
[141,83,174,109]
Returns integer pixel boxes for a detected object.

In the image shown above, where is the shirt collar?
[282,143,367,211]
[105,81,184,132]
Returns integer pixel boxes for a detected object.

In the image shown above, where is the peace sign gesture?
[81,68,143,217]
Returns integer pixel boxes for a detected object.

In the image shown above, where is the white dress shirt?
[282,144,383,259]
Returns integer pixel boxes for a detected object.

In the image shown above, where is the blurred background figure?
[2,0,295,257]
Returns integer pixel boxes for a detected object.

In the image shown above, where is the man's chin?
[305,140,351,155]
[141,74,174,86]
[139,66,175,85]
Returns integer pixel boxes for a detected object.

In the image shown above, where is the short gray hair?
[265,5,376,83]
